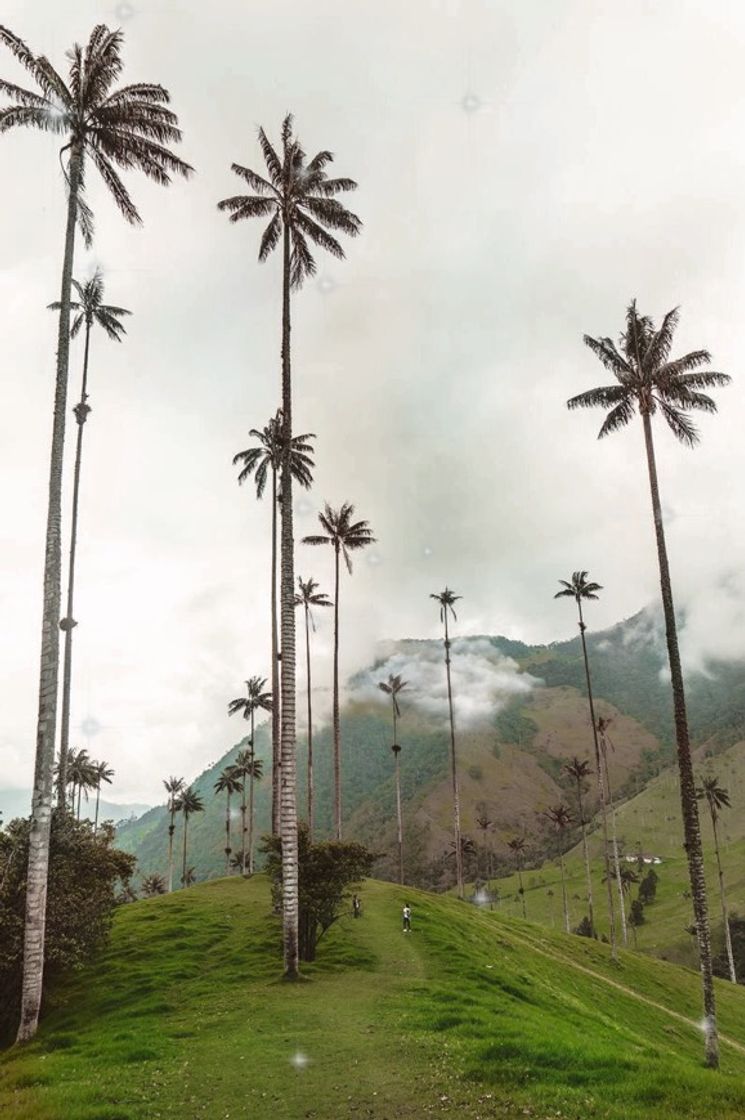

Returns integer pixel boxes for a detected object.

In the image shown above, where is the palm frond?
[657,400,700,447]
[597,397,636,439]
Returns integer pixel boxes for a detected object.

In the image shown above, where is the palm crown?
[228,677,274,722]
[507,837,525,856]
[0,24,192,232]
[49,269,131,345]
[294,575,332,629]
[217,113,361,289]
[555,571,602,604]
[431,587,461,624]
[214,766,242,796]
[163,775,184,809]
[568,302,731,447]
[176,786,204,819]
[303,502,376,572]
[564,757,592,783]
[696,776,731,821]
[378,673,409,718]
[545,804,574,830]
[233,411,315,497]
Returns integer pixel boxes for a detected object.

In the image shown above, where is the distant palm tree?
[378,673,409,885]
[233,414,315,834]
[507,837,527,919]
[49,273,130,808]
[68,748,96,819]
[91,758,114,835]
[563,757,595,937]
[182,866,197,887]
[218,114,360,979]
[431,587,464,900]
[569,301,729,1068]
[597,717,628,946]
[177,787,204,888]
[545,804,574,933]
[0,23,191,1041]
[697,777,737,984]
[303,503,376,840]
[229,677,273,873]
[555,572,617,959]
[163,776,185,893]
[232,748,265,876]
[294,576,332,839]
[475,814,494,882]
[214,767,242,876]
[141,874,166,898]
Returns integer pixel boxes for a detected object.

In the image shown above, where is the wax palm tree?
[545,804,574,933]
[378,674,409,885]
[697,777,737,983]
[507,837,527,919]
[141,873,166,898]
[91,758,114,835]
[569,301,729,1067]
[0,22,192,1040]
[214,766,242,876]
[294,576,332,839]
[555,572,617,958]
[234,750,264,876]
[475,814,494,882]
[228,677,273,874]
[430,587,464,900]
[564,757,595,938]
[68,748,96,819]
[163,775,185,894]
[219,114,360,979]
[233,413,315,834]
[303,503,376,840]
[49,273,130,808]
[177,786,204,888]
[597,716,628,946]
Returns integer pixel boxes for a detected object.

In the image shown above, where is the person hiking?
[352,894,361,919]
[402,903,412,932]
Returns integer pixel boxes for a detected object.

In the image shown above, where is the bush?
[574,915,593,938]
[638,869,658,905]
[0,811,135,1045]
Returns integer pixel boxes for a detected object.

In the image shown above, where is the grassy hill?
[4,877,745,1119]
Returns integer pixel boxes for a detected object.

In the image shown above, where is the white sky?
[3,0,745,802]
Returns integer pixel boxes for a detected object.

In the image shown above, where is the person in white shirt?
[402,903,412,932]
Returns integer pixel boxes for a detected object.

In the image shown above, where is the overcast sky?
[3,0,745,804]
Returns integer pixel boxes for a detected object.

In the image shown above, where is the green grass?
[3,876,745,1119]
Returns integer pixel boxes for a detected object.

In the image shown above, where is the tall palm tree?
[563,757,595,937]
[228,677,273,874]
[545,804,574,933]
[597,717,628,946]
[177,786,204,888]
[430,587,464,900]
[214,766,242,876]
[91,758,114,835]
[294,575,332,839]
[378,673,409,885]
[68,748,96,819]
[163,775,185,894]
[233,414,315,834]
[697,777,737,984]
[555,573,617,960]
[49,273,130,807]
[303,503,376,840]
[219,114,360,979]
[507,837,527,919]
[1,23,192,1041]
[569,301,729,1067]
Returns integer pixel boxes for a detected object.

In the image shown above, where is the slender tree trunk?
[711,812,736,983]
[57,324,92,807]
[559,851,570,933]
[576,782,595,937]
[279,222,299,978]
[248,711,256,875]
[76,785,82,821]
[304,603,314,839]
[641,410,718,1068]
[271,467,280,835]
[603,747,627,946]
[443,613,464,899]
[167,808,176,893]
[22,143,85,1045]
[392,702,404,885]
[94,782,100,836]
[224,791,232,875]
[240,776,247,875]
[577,600,617,961]
[332,545,342,840]
[181,816,188,887]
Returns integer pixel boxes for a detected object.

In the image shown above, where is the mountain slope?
[3,877,745,1119]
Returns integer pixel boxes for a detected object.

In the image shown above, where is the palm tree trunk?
[17,148,82,1044]
[77,784,82,821]
[577,599,617,961]
[576,783,595,936]
[57,324,92,808]
[604,751,627,946]
[271,467,280,835]
[167,811,176,893]
[248,711,256,875]
[304,603,314,839]
[711,812,736,983]
[279,222,299,978]
[225,791,231,875]
[641,410,718,1067]
[332,545,342,840]
[392,702,404,885]
[559,851,570,933]
[240,777,247,875]
[443,612,463,899]
[94,781,101,836]
[181,815,188,887]
[518,862,526,919]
